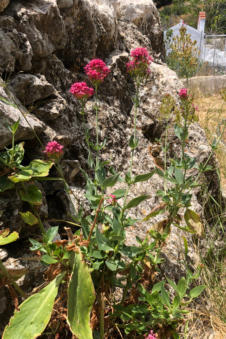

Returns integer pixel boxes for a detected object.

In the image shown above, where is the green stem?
[0,259,26,297]
[55,163,78,217]
[122,82,140,213]
[94,85,99,151]
[99,274,105,339]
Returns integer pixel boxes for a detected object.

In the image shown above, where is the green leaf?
[166,278,178,293]
[96,228,113,252]
[160,285,170,307]
[133,171,155,183]
[0,176,15,193]
[44,227,59,244]
[125,195,150,210]
[177,277,187,298]
[152,281,165,293]
[142,204,165,221]
[189,285,205,299]
[129,135,138,149]
[111,189,126,199]
[3,274,63,339]
[105,260,118,271]
[19,185,42,205]
[67,252,95,339]
[41,255,58,265]
[184,209,203,236]
[172,295,180,310]
[174,168,184,185]
[102,173,120,188]
[8,120,20,135]
[20,211,38,226]
[9,160,53,183]
[0,231,19,246]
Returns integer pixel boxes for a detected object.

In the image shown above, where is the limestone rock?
[7,0,66,58]
[109,0,164,56]
[0,16,33,74]
[0,80,45,149]
[9,74,56,106]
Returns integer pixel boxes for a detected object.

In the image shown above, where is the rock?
[0,16,33,74]
[9,74,56,106]
[0,0,10,13]
[0,79,45,149]
[110,0,164,56]
[8,0,66,58]
[58,0,117,67]
[57,0,73,9]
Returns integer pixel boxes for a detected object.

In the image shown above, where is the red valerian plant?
[44,141,64,159]
[179,87,188,99]
[84,59,110,85]
[69,82,94,100]
[127,47,153,79]
[145,330,158,339]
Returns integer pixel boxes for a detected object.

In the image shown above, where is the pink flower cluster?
[131,47,153,64]
[145,330,157,339]
[70,82,94,100]
[179,88,188,99]
[44,141,64,158]
[127,47,153,78]
[107,194,116,205]
[84,59,110,84]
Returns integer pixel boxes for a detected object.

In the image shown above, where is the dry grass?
[194,94,226,192]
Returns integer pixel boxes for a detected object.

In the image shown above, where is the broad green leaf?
[67,252,95,339]
[166,277,178,293]
[102,173,120,188]
[44,226,59,244]
[133,171,155,183]
[129,135,138,149]
[152,281,165,293]
[174,168,184,185]
[184,209,203,236]
[125,195,150,210]
[142,204,165,221]
[189,285,205,299]
[160,285,170,308]
[9,160,53,183]
[3,274,63,339]
[96,228,113,252]
[172,295,180,310]
[105,260,117,271]
[0,231,19,246]
[19,185,42,205]
[20,211,38,226]
[41,255,58,265]
[111,189,126,199]
[177,277,187,298]
[0,176,15,193]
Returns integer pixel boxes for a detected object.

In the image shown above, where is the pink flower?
[145,330,157,339]
[84,59,110,84]
[44,141,64,158]
[107,194,116,205]
[127,47,153,78]
[179,88,188,99]
[70,82,94,100]
[131,47,153,64]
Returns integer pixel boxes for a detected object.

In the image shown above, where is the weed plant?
[0,48,213,339]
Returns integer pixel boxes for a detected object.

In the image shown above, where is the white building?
[164,12,226,68]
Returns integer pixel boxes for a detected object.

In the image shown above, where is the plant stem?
[87,197,104,244]
[100,273,105,339]
[94,84,99,151]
